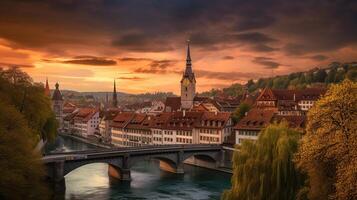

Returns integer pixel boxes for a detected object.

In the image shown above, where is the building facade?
[110,111,233,147]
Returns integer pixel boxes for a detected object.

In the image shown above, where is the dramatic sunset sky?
[0,0,356,94]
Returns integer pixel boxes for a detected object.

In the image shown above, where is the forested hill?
[200,62,357,97]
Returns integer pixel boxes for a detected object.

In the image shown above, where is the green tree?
[231,103,251,124]
[222,83,244,97]
[0,101,49,200]
[295,80,357,200]
[313,69,327,83]
[222,122,305,200]
[0,68,57,141]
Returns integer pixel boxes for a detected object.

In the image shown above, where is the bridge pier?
[108,164,131,181]
[48,161,66,193]
[159,160,184,174]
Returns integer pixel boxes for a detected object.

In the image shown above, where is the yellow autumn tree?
[295,79,357,200]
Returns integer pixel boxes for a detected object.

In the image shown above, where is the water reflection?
[63,161,230,200]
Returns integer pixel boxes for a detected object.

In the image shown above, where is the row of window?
[164,137,173,142]
[199,129,218,134]
[200,136,219,142]
[238,130,259,137]
[177,131,192,136]
[177,138,192,144]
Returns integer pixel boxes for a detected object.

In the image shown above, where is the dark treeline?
[201,62,357,97]
[0,67,58,200]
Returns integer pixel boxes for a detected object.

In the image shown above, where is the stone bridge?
[42,144,225,191]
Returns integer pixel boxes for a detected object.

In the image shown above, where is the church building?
[165,42,210,112]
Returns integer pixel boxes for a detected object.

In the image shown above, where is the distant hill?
[200,62,357,98]
[53,90,176,106]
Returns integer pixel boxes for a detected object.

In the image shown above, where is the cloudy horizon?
[0,0,356,94]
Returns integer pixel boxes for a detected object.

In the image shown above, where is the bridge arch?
[183,151,220,163]
[128,154,182,173]
[63,158,123,177]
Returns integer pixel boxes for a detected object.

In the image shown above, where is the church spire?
[186,40,191,67]
[184,40,193,77]
[112,79,118,107]
[44,77,50,96]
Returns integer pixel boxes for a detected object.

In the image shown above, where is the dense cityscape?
[0,0,356,200]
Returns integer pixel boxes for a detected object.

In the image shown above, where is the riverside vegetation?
[223,79,357,200]
[0,68,58,200]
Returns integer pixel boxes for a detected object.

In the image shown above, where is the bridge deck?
[43,144,222,163]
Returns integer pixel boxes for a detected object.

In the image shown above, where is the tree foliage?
[202,62,356,97]
[0,68,58,199]
[295,80,357,200]
[0,68,57,141]
[232,103,251,124]
[222,123,305,200]
[0,101,49,200]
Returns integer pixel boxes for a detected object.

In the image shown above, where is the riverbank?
[58,132,112,149]
[184,157,232,174]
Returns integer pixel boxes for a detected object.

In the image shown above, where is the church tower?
[52,82,64,128]
[112,79,118,107]
[44,77,51,97]
[181,41,196,109]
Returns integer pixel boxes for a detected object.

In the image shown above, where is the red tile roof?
[235,108,276,130]
[165,97,181,111]
[257,88,326,102]
[74,108,98,123]
[111,112,135,128]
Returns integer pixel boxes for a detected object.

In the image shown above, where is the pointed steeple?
[44,77,51,96]
[112,79,118,107]
[186,40,191,67]
[183,40,195,81]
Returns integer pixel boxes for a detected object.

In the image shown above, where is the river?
[45,135,232,200]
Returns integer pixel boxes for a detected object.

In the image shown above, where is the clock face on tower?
[182,78,190,87]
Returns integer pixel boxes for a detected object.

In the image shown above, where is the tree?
[313,69,327,83]
[231,103,251,124]
[222,83,244,97]
[0,101,49,200]
[222,122,305,200]
[295,80,357,200]
[0,68,57,141]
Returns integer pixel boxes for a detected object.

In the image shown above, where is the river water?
[45,136,232,200]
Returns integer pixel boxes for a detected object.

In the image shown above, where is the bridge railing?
[44,144,222,156]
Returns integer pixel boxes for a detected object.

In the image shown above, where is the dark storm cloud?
[134,59,179,74]
[233,32,277,44]
[222,56,234,60]
[251,44,279,52]
[252,57,280,69]
[118,57,153,62]
[112,34,174,52]
[117,76,146,81]
[62,56,117,66]
[308,55,328,61]
[0,62,35,68]
[0,0,356,56]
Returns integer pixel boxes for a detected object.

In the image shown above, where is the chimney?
[293,93,296,101]
[214,110,218,115]
[245,112,248,116]
[183,110,186,117]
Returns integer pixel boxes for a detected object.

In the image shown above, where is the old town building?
[73,108,100,138]
[235,87,325,145]
[110,111,233,147]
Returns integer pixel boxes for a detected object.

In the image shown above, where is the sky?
[0,0,356,94]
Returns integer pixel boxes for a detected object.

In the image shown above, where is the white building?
[73,108,100,138]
